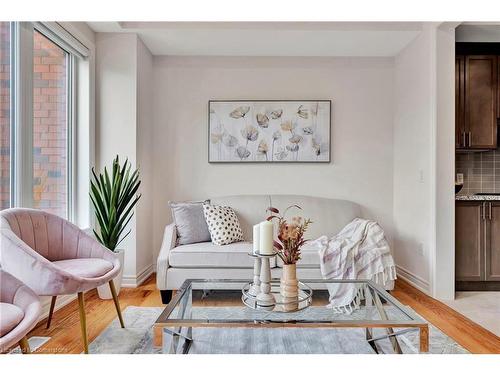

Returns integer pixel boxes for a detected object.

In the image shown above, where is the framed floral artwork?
[208,100,331,163]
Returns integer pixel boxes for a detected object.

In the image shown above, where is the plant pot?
[97,249,125,300]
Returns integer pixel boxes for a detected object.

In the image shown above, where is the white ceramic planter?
[97,249,125,300]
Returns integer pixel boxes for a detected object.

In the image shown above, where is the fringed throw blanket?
[310,218,396,314]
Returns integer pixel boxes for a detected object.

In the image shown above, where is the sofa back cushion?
[210,195,361,241]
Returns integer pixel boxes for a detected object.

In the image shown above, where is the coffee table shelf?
[241,280,313,312]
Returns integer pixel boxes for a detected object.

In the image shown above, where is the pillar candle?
[253,223,260,253]
[259,220,274,255]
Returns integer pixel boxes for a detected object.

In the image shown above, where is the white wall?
[151,56,395,259]
[135,38,154,280]
[434,24,456,300]
[95,33,139,284]
[393,24,456,299]
[393,27,434,292]
[93,24,457,297]
[95,33,155,286]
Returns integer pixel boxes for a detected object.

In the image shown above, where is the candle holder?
[256,256,275,310]
[247,251,276,310]
[248,253,261,297]
[242,280,313,313]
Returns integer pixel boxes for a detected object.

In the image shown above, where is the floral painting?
[209,100,331,163]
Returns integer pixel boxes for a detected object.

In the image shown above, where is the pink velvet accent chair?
[0,208,125,353]
[0,269,41,353]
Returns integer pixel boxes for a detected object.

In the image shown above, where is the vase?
[280,263,298,298]
[281,264,299,311]
[97,249,125,300]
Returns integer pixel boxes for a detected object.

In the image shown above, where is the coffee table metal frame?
[153,278,429,354]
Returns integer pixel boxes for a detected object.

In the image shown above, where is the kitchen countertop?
[456,194,500,201]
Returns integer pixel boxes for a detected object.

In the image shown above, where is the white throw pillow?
[203,204,244,246]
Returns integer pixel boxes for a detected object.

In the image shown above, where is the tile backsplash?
[456,150,500,195]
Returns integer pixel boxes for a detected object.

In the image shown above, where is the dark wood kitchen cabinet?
[456,201,483,281]
[456,55,498,150]
[485,202,500,281]
[456,56,466,149]
[456,201,500,289]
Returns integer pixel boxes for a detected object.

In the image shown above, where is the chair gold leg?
[46,296,57,329]
[109,280,125,328]
[18,336,31,354]
[77,292,89,354]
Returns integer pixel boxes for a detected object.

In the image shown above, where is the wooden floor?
[26,274,500,354]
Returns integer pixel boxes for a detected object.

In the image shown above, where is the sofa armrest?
[156,223,177,290]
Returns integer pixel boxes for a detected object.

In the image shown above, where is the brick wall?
[33,30,67,218]
[0,26,68,217]
[0,22,10,210]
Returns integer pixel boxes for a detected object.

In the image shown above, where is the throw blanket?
[309,218,396,313]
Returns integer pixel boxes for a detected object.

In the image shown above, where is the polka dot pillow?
[203,204,244,245]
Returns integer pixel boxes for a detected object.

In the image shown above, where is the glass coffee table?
[153,279,429,354]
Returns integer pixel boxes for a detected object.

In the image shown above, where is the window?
[0,22,11,210]
[33,29,70,218]
[0,22,90,223]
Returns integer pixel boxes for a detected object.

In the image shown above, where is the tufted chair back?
[0,208,108,262]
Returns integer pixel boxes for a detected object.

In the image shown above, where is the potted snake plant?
[90,156,141,299]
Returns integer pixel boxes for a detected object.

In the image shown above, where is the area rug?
[9,336,51,354]
[88,306,468,354]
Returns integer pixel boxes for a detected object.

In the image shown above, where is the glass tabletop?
[155,279,425,327]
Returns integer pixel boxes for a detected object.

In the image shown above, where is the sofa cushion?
[0,302,24,337]
[203,204,244,245]
[169,200,211,245]
[169,241,259,268]
[53,258,114,278]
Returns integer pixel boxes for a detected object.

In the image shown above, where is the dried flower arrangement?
[266,205,312,265]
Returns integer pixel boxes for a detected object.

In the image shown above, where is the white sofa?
[156,194,369,303]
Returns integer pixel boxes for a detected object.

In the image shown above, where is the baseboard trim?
[39,294,77,322]
[136,264,154,286]
[122,264,154,288]
[396,265,430,295]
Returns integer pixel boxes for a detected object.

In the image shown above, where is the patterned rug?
[87,306,468,354]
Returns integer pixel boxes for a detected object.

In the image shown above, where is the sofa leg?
[160,290,173,304]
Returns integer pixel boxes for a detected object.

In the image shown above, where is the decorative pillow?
[202,204,244,246]
[169,200,211,245]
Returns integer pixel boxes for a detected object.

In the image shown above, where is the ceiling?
[86,22,423,57]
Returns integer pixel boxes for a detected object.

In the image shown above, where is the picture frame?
[208,100,331,163]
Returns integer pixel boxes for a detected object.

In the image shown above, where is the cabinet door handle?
[489,202,492,220]
[462,132,466,148]
[481,203,486,220]
[468,132,472,147]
